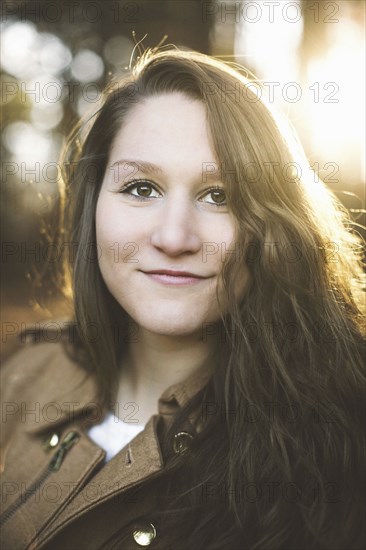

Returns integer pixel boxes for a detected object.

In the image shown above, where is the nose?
[150,196,202,256]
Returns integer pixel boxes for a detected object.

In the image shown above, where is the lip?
[143,269,206,278]
[141,269,210,286]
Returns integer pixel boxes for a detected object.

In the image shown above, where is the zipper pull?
[50,431,80,471]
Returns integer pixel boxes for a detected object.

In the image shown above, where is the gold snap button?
[43,432,60,451]
[172,431,194,455]
[132,522,157,546]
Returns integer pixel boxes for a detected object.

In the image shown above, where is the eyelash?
[118,180,227,208]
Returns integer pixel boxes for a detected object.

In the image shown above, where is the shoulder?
[0,319,93,405]
[0,320,100,470]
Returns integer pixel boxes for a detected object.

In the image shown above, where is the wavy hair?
[50,47,365,549]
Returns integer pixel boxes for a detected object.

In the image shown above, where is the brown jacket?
[0,327,213,550]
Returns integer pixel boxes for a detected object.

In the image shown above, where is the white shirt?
[87,412,145,462]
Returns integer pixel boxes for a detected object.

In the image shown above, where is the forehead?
[107,93,219,176]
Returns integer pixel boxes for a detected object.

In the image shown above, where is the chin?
[132,312,207,338]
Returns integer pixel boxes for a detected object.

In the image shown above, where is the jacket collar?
[157,359,213,430]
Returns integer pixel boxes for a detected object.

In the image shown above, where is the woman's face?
[96,92,250,337]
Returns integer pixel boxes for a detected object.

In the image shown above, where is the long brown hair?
[51,47,365,549]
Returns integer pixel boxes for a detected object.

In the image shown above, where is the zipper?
[0,431,80,528]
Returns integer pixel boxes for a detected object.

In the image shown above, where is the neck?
[114,322,217,425]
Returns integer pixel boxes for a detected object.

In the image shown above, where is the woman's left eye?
[119,181,227,207]
[202,188,227,206]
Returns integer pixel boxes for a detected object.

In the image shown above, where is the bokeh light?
[70,49,104,83]
[30,102,64,131]
[103,35,134,71]
[306,16,365,181]
[235,0,303,83]
[1,21,40,79]
[2,121,59,166]
[39,33,72,75]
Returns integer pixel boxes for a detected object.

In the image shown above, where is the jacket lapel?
[34,414,164,548]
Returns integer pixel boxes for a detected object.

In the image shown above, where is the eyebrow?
[110,159,164,175]
[109,158,223,181]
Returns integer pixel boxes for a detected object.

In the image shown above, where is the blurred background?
[1,0,365,358]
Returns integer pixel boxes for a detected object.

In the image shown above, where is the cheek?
[95,199,142,264]
[95,195,108,243]
[95,210,118,282]
[207,223,237,267]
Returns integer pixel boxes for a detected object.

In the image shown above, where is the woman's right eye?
[120,180,161,200]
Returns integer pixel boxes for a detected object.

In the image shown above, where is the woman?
[1,47,365,549]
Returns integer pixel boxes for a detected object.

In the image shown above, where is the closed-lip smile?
[142,269,207,278]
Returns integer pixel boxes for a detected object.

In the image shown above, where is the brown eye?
[204,188,227,207]
[136,184,153,197]
[120,180,161,200]
[211,189,226,204]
